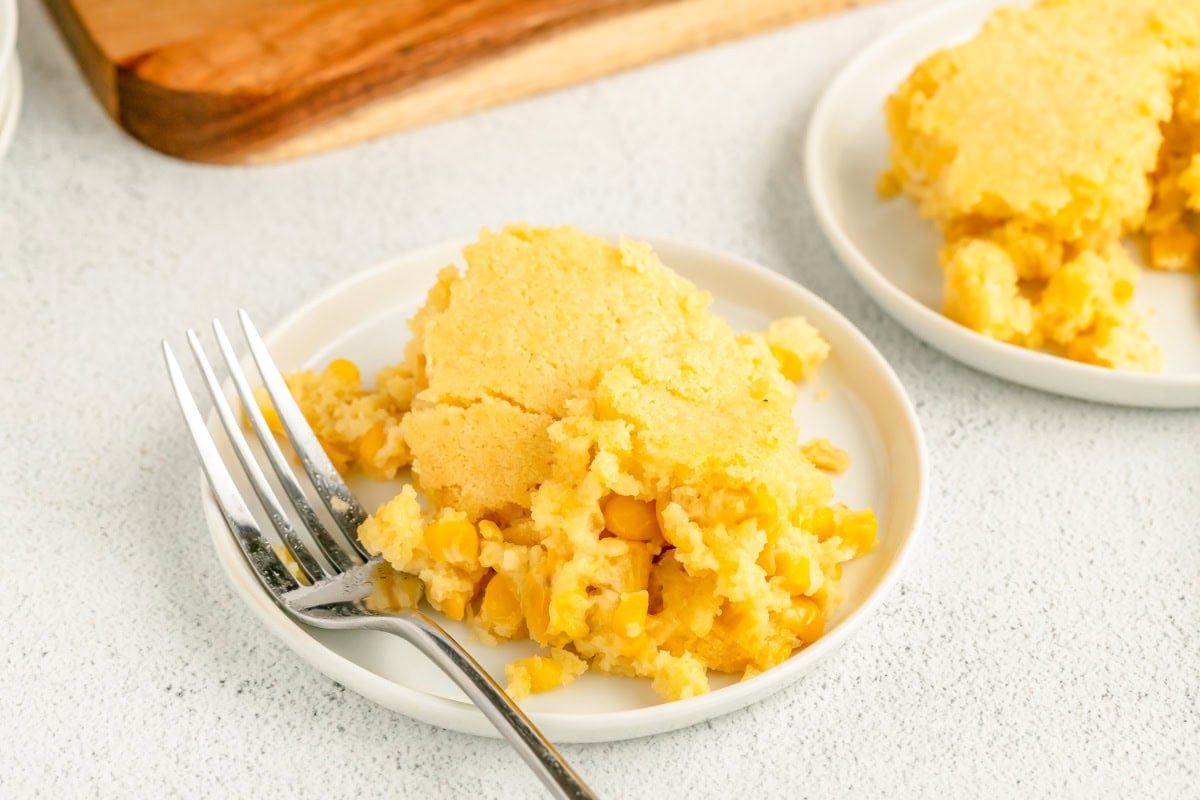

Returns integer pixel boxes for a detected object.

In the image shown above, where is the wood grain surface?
[44,0,878,164]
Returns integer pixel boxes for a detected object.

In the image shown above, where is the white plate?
[0,56,22,164]
[805,0,1200,408]
[200,236,927,742]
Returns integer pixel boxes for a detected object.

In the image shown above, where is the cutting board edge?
[45,0,880,164]
[45,0,119,116]
[248,0,880,165]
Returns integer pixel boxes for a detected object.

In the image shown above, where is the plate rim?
[198,234,929,741]
[804,0,1200,408]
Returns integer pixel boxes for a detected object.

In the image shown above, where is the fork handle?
[362,612,599,800]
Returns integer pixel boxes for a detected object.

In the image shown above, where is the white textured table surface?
[2,0,1198,796]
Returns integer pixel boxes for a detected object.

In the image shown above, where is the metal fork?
[163,310,597,800]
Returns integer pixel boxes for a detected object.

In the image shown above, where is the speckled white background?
[1,0,1197,796]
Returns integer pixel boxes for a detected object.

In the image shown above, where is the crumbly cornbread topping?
[881,0,1200,371]
[270,226,875,701]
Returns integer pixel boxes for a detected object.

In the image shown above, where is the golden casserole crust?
[271,226,876,702]
[881,0,1200,370]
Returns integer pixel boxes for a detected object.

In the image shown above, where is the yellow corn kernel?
[357,421,388,469]
[808,505,837,541]
[715,506,747,530]
[751,486,779,521]
[1149,227,1200,271]
[602,495,660,542]
[839,509,878,555]
[594,538,652,593]
[522,573,551,642]
[414,353,428,387]
[625,545,652,592]
[543,547,564,576]
[502,520,543,547]
[783,597,823,645]
[438,591,468,621]
[800,438,851,473]
[549,585,590,640]
[326,358,360,385]
[877,170,901,198]
[612,590,649,638]
[776,552,820,595]
[769,345,806,383]
[478,520,503,543]
[423,518,480,565]
[480,573,523,634]
[1113,279,1134,305]
[320,440,352,475]
[1057,272,1091,308]
[261,405,283,435]
[504,650,586,699]
[525,657,564,694]
[251,386,284,434]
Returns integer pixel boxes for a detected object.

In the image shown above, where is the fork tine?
[162,341,300,599]
[238,309,372,561]
[186,329,326,584]
[212,319,357,572]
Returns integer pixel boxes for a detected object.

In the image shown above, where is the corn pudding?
[268,226,876,702]
[880,0,1200,371]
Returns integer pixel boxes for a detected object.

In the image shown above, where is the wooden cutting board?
[45,0,877,164]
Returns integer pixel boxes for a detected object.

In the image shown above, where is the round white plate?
[200,236,927,742]
[805,0,1200,408]
[0,56,23,164]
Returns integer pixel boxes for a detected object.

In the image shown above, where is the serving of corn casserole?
[259,225,876,702]
[880,0,1200,371]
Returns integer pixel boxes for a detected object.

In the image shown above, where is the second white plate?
[805,0,1200,408]
[199,235,927,742]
